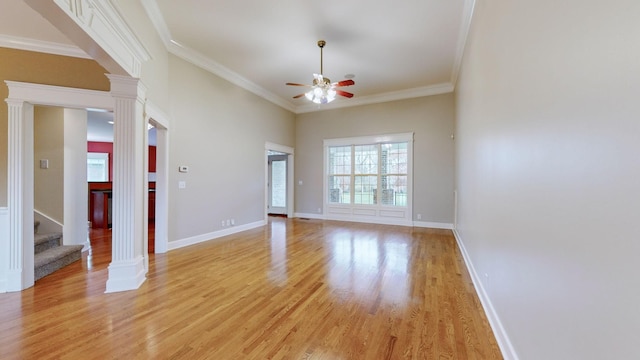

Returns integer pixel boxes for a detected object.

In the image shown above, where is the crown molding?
[294,83,455,114]
[168,41,297,113]
[140,0,458,114]
[450,0,477,87]
[140,0,296,113]
[0,34,90,59]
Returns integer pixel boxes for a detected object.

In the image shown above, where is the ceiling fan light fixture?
[286,40,355,104]
[305,86,336,104]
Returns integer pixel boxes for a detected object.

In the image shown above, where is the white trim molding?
[296,83,454,114]
[3,81,114,292]
[412,221,454,230]
[0,34,90,59]
[138,0,455,114]
[24,0,150,77]
[453,229,519,360]
[293,212,325,220]
[168,220,266,251]
[145,101,170,254]
[105,74,148,293]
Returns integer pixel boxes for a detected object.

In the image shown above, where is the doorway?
[264,142,294,221]
[268,154,288,216]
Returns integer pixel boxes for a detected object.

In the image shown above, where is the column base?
[105,256,146,293]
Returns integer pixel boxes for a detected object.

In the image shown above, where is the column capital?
[106,74,147,101]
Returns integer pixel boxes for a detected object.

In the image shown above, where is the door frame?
[2,81,170,292]
[268,154,288,215]
[264,142,294,221]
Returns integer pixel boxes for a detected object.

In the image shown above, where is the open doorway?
[264,142,294,221]
[268,153,288,216]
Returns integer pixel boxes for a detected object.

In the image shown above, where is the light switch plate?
[40,159,49,169]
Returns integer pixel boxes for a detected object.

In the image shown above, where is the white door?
[268,155,287,215]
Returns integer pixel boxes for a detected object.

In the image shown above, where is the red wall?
[88,142,157,181]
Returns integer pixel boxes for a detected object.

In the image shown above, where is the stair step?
[34,245,84,281]
[35,233,62,254]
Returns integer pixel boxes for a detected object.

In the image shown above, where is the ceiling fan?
[286,40,355,104]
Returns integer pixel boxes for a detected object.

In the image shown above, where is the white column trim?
[3,81,113,292]
[5,100,35,291]
[105,74,147,293]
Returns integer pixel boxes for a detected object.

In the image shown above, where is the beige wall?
[455,0,640,358]
[0,47,109,206]
[167,54,296,242]
[295,94,455,223]
[112,0,170,108]
[34,106,64,222]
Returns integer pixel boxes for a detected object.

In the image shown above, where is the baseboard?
[293,212,325,220]
[105,255,146,293]
[168,220,266,251]
[412,221,454,229]
[452,229,519,360]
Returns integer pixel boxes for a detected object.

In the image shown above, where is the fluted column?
[5,99,34,291]
[105,75,147,293]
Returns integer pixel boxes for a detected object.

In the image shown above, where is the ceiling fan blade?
[336,90,354,98]
[286,82,310,87]
[293,93,306,99]
[333,79,355,87]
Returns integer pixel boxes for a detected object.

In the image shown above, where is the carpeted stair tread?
[34,232,62,254]
[34,245,84,281]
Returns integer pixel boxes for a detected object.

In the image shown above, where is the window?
[87,152,109,182]
[326,134,412,208]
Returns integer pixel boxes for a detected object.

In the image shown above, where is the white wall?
[63,108,88,247]
[455,0,640,359]
[167,54,296,243]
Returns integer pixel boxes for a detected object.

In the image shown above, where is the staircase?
[34,221,84,281]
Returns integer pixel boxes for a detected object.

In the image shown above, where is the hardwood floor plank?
[0,218,502,359]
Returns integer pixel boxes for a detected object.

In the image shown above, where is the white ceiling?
[1,0,474,113]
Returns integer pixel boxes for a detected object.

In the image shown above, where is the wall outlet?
[231,219,235,226]
[221,220,225,227]
[178,181,186,189]
[417,214,422,220]
[226,219,230,226]
[317,207,322,213]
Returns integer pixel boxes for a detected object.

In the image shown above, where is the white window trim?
[323,132,414,226]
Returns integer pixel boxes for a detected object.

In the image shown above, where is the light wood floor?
[0,217,502,359]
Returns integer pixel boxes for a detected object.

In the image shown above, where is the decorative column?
[105,75,147,293]
[5,99,35,291]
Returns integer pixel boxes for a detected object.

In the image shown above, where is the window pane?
[381,143,408,175]
[380,175,407,206]
[328,175,350,203]
[354,145,378,174]
[271,160,286,207]
[354,175,377,204]
[87,153,109,182]
[329,146,351,175]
